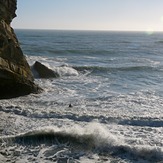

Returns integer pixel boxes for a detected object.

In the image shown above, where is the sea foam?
[1,122,162,162]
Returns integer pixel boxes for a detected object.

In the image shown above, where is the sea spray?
[53,65,79,76]
[1,121,163,162]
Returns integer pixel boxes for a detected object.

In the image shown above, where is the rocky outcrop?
[32,61,60,78]
[0,0,40,99]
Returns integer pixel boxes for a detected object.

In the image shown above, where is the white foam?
[38,122,163,160]
[125,144,163,160]
[27,55,79,77]
[53,65,79,76]
[0,154,6,162]
[1,121,163,162]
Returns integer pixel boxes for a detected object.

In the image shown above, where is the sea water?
[0,30,163,163]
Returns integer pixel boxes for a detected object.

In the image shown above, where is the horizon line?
[13,28,163,33]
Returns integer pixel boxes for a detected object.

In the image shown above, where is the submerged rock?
[0,0,40,99]
[32,61,60,78]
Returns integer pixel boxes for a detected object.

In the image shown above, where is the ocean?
[0,29,163,163]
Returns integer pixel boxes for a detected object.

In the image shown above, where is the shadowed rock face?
[0,0,17,24]
[32,61,60,78]
[0,0,40,99]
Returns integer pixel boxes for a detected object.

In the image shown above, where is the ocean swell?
[1,123,163,162]
[73,65,162,74]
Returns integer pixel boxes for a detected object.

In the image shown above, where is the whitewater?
[0,30,163,163]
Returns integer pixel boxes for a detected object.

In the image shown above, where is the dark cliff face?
[0,0,17,24]
[0,0,40,99]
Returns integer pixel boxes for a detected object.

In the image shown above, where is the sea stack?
[0,0,39,99]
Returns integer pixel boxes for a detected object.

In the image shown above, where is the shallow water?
[0,30,163,162]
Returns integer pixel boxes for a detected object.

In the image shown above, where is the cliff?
[0,0,40,99]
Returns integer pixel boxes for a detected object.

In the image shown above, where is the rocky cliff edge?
[0,0,40,99]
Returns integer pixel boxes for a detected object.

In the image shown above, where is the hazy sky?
[12,0,163,31]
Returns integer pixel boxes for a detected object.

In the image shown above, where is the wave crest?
[1,123,163,162]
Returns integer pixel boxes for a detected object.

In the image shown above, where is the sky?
[12,0,163,31]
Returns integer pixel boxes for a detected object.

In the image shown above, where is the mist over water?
[0,30,163,162]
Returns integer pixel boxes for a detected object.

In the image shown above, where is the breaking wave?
[1,123,163,162]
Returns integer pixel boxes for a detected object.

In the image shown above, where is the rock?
[0,0,17,24]
[0,0,40,99]
[32,61,60,78]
